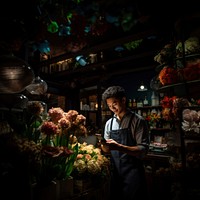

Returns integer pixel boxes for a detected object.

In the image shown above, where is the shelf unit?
[176,106,200,199]
[79,85,112,131]
[157,79,200,99]
[152,15,200,195]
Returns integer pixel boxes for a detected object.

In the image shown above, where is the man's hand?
[101,142,110,153]
[101,139,119,151]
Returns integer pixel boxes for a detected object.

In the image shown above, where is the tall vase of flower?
[38,108,86,187]
[72,143,111,192]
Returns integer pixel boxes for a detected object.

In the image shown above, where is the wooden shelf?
[156,79,200,98]
[157,79,200,91]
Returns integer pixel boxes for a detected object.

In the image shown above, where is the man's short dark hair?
[102,86,126,102]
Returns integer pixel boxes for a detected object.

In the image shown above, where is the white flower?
[87,159,101,174]
[176,36,200,56]
[74,159,87,173]
[73,143,111,178]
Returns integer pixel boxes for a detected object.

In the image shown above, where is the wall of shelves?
[79,85,111,130]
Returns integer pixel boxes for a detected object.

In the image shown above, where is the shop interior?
[0,1,200,200]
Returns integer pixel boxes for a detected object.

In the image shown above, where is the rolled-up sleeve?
[132,116,150,152]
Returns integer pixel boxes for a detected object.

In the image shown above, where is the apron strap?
[110,117,114,131]
[110,112,135,131]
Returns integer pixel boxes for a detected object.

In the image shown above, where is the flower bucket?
[57,176,74,199]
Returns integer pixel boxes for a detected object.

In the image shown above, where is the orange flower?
[159,66,178,85]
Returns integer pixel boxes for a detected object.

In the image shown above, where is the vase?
[150,121,157,129]
[57,176,74,199]
[31,181,59,200]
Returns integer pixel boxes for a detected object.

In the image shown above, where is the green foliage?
[124,39,143,51]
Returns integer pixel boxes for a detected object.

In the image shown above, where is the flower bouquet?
[161,96,191,121]
[182,108,200,136]
[145,110,162,128]
[37,108,87,183]
[72,142,110,184]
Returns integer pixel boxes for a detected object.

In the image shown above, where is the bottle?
[151,91,159,106]
[143,96,149,106]
[137,98,143,108]
[132,98,137,108]
[128,99,132,108]
[80,101,83,110]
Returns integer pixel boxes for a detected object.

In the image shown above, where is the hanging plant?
[47,21,59,33]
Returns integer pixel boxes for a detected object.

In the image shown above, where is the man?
[101,85,150,200]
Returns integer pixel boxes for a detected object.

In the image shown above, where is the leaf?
[31,120,42,128]
[64,144,79,179]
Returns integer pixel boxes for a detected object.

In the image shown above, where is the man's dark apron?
[109,113,147,199]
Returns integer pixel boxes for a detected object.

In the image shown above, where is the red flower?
[40,121,58,135]
[161,96,177,108]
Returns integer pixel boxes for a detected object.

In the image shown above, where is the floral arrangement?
[176,36,200,57]
[182,108,200,134]
[40,107,87,146]
[160,96,180,121]
[145,110,161,128]
[13,104,89,184]
[72,142,110,181]
[178,59,200,81]
[158,63,200,86]
[155,37,200,65]
[154,37,200,86]
[160,96,192,121]
[158,66,179,85]
[154,43,175,65]
[1,103,110,191]
[37,107,87,182]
